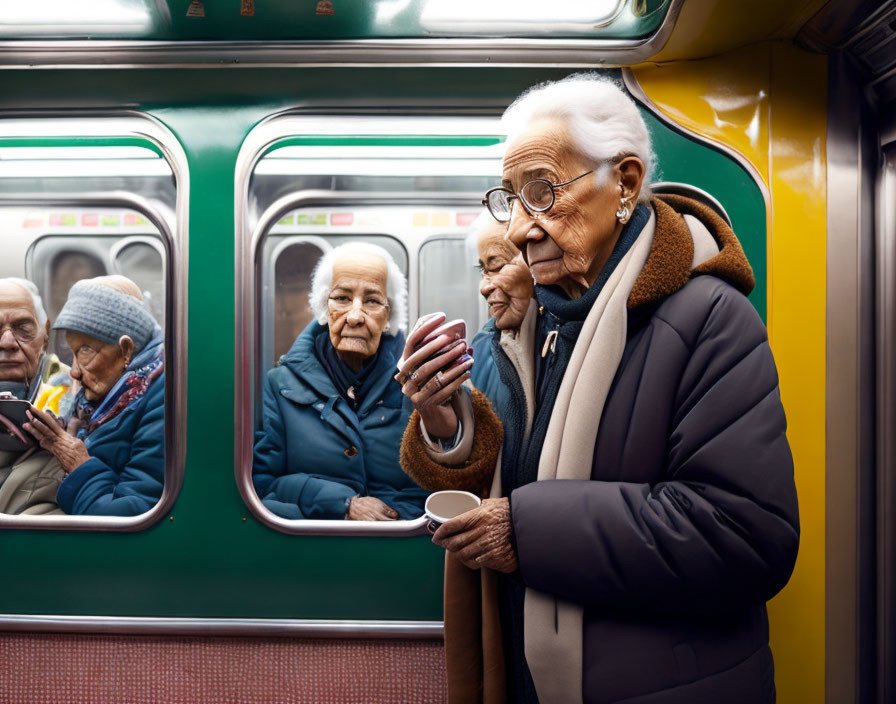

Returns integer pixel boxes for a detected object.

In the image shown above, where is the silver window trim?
[240,190,482,536]
[0,1,682,69]
[0,614,443,639]
[0,114,188,531]
[109,234,168,274]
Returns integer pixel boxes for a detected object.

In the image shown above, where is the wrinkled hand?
[23,406,90,473]
[395,313,472,438]
[432,497,518,573]
[346,496,400,521]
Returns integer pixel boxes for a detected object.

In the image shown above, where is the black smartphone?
[0,398,34,452]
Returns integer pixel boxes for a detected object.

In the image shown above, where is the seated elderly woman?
[398,75,800,704]
[252,242,428,521]
[23,275,165,516]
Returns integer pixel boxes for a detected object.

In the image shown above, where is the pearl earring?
[615,197,631,223]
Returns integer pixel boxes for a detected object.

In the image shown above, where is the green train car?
[0,0,893,701]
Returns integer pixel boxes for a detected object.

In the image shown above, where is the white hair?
[502,73,656,201]
[464,211,514,266]
[309,242,408,333]
[0,277,48,331]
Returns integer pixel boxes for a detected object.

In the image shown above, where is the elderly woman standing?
[252,242,428,521]
[399,75,799,704]
[23,275,165,516]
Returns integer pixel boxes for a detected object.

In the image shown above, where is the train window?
[237,115,504,534]
[418,237,483,329]
[0,117,187,530]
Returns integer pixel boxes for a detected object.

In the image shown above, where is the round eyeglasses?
[482,170,594,224]
[0,321,39,344]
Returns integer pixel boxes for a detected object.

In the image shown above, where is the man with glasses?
[0,278,67,514]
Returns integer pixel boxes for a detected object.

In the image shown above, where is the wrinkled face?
[503,117,624,292]
[66,330,131,402]
[326,253,391,363]
[477,226,534,330]
[0,283,47,383]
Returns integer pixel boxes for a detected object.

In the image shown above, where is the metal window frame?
[0,0,683,70]
[0,114,188,531]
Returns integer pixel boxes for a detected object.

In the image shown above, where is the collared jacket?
[401,195,800,704]
[253,322,428,520]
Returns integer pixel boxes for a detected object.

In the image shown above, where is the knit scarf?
[313,330,383,410]
[71,332,164,439]
[520,210,656,704]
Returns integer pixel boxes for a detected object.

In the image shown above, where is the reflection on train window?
[418,237,482,329]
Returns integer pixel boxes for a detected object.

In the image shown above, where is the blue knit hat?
[53,280,158,352]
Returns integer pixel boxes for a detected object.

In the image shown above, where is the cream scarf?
[494,209,656,704]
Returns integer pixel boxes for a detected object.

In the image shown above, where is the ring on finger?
[434,371,445,389]
[410,370,419,384]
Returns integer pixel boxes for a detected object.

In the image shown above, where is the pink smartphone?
[417,319,471,369]
[421,319,466,347]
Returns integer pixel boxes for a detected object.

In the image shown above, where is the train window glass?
[239,116,505,534]
[418,237,483,329]
[0,118,186,530]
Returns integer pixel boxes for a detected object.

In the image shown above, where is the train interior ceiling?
[0,0,894,702]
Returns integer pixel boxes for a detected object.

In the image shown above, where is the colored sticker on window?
[186,0,205,17]
[330,213,354,226]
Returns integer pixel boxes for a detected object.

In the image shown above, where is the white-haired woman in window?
[253,241,428,521]
[397,74,799,703]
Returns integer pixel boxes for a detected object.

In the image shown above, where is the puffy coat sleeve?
[252,372,355,520]
[56,379,165,516]
[400,387,502,495]
[510,283,800,614]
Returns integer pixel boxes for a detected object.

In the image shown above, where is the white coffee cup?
[424,490,482,532]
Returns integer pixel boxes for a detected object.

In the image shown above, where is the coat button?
[344,446,358,457]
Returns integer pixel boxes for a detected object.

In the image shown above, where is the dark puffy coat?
[401,195,800,704]
[253,322,428,520]
[511,273,798,703]
[56,370,165,516]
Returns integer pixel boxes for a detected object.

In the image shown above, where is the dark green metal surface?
[0,66,765,621]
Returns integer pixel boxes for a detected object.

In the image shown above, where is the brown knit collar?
[628,194,755,310]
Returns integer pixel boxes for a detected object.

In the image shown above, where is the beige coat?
[0,448,66,515]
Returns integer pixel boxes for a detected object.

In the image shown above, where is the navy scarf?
[313,331,383,410]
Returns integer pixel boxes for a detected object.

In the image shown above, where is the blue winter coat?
[470,319,512,423]
[56,353,165,516]
[252,322,428,520]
